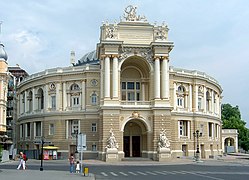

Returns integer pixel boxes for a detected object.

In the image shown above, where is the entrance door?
[123,136,130,157]
[201,144,205,159]
[132,136,140,157]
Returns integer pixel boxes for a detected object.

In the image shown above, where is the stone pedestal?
[106,148,119,162]
[157,147,171,161]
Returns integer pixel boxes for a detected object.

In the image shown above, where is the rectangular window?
[36,122,42,137]
[177,98,183,107]
[122,82,126,89]
[70,120,79,136]
[208,122,213,137]
[26,123,31,137]
[215,124,219,138]
[198,97,202,110]
[91,94,97,105]
[92,123,97,132]
[128,92,135,101]
[179,120,188,137]
[49,124,54,135]
[92,144,97,151]
[72,97,79,106]
[127,82,134,89]
[136,82,140,90]
[51,96,56,109]
[121,92,126,100]
[136,92,140,101]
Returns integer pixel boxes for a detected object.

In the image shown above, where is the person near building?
[75,161,80,173]
[68,153,75,173]
[17,152,25,170]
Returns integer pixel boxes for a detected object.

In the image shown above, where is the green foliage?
[222,103,249,151]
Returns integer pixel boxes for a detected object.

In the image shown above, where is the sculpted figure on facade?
[123,5,147,22]
[154,27,167,41]
[158,128,170,148]
[105,25,117,39]
[106,128,119,149]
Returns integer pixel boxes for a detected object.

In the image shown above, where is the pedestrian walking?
[75,161,80,173]
[68,153,75,173]
[23,153,27,169]
[17,152,25,170]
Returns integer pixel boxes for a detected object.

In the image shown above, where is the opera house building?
[16,6,223,161]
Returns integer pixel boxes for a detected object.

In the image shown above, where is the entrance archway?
[224,137,235,153]
[123,120,147,157]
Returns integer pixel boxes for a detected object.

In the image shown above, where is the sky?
[1,0,249,126]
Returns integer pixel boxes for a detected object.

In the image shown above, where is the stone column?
[20,93,23,114]
[195,85,198,112]
[45,84,49,111]
[81,80,86,110]
[100,59,104,100]
[32,88,36,111]
[161,57,168,99]
[189,84,192,112]
[211,90,214,113]
[63,82,67,110]
[154,57,160,99]
[173,83,177,110]
[67,94,70,108]
[24,91,27,113]
[112,56,118,98]
[203,86,206,113]
[66,120,69,139]
[142,83,145,101]
[104,56,110,98]
[56,83,60,111]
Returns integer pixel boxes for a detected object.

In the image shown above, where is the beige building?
[0,42,10,147]
[16,6,223,161]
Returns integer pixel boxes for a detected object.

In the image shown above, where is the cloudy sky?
[1,0,249,126]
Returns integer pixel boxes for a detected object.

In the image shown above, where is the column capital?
[153,56,169,60]
[161,56,169,60]
[153,56,161,60]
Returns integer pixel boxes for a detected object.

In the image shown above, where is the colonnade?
[19,80,86,115]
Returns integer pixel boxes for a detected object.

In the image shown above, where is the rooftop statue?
[123,5,147,22]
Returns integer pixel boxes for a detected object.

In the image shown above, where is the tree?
[221,103,249,151]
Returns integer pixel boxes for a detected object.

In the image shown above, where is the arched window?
[28,91,33,112]
[71,83,80,91]
[70,83,80,108]
[91,92,97,105]
[22,93,25,113]
[37,88,44,110]
[121,81,141,101]
[177,85,186,108]
[198,86,204,111]
[206,91,211,112]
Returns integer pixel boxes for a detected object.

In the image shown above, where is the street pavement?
[0,169,94,180]
[0,153,249,180]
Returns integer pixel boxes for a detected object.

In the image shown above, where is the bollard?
[84,167,89,176]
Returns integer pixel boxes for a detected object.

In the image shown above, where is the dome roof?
[0,43,8,61]
[75,50,99,66]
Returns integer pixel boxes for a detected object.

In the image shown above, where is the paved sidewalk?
[0,169,95,180]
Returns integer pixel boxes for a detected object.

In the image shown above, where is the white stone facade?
[16,6,223,161]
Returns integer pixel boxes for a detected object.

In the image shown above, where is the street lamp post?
[72,130,79,160]
[40,138,44,171]
[193,130,202,162]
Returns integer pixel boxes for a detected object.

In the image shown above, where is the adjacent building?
[0,42,10,160]
[16,6,223,161]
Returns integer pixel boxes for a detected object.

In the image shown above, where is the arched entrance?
[224,137,235,153]
[123,119,148,157]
